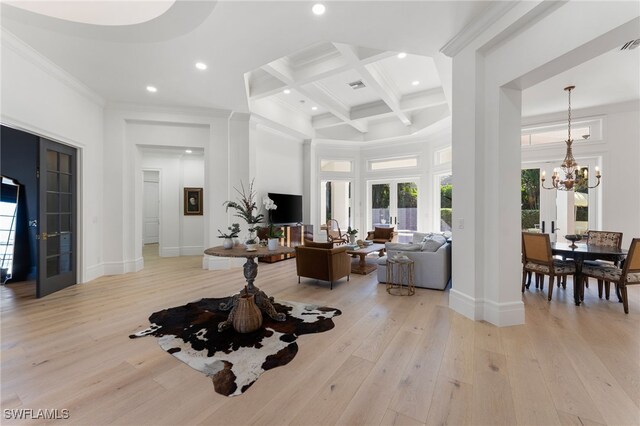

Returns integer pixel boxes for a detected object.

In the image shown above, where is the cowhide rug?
[130,298,341,396]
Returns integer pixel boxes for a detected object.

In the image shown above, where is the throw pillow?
[374,227,394,240]
[304,240,333,249]
[412,232,430,244]
[421,235,446,252]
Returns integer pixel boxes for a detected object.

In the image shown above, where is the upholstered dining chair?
[585,230,623,299]
[581,238,640,314]
[326,219,348,245]
[522,232,577,301]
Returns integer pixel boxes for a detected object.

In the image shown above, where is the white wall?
[251,122,305,225]
[1,29,105,283]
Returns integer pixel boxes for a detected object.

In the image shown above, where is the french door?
[368,179,419,241]
[38,138,77,298]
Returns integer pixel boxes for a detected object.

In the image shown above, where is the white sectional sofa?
[377,232,452,290]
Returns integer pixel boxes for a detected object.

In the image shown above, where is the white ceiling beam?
[260,57,367,134]
[334,43,412,126]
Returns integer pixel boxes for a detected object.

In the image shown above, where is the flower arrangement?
[346,226,358,236]
[262,196,284,239]
[217,223,240,239]
[224,180,264,244]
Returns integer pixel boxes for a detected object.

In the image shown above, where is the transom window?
[320,159,352,173]
[369,156,418,171]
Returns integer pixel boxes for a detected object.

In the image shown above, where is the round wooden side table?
[386,257,415,296]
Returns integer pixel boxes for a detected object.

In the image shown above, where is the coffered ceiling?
[246,41,449,141]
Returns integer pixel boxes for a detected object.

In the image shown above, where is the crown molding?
[439,1,518,57]
[105,101,231,119]
[1,28,105,107]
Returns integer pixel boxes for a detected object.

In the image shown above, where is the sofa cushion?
[385,242,422,252]
[373,227,394,240]
[303,240,333,249]
[412,232,430,244]
[421,234,447,252]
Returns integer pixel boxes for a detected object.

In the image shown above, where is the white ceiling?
[1,1,638,141]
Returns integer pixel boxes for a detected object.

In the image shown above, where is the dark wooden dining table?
[551,242,628,306]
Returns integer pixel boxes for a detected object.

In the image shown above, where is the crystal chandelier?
[541,86,601,191]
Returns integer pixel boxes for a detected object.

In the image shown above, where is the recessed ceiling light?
[185,149,192,154]
[283,89,291,94]
[397,52,407,59]
[195,62,207,70]
[411,80,420,86]
[311,106,318,111]
[146,86,157,93]
[312,3,325,15]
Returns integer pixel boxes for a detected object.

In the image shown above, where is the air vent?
[621,39,640,50]
[348,80,366,90]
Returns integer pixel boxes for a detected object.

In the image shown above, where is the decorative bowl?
[564,234,582,248]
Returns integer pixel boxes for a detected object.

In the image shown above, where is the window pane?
[521,169,540,231]
[60,254,72,273]
[440,175,452,232]
[47,235,59,256]
[371,183,390,226]
[47,214,59,234]
[320,180,351,230]
[397,182,417,232]
[47,151,58,171]
[370,157,418,171]
[60,174,71,193]
[60,214,71,232]
[47,193,59,212]
[59,153,71,173]
[574,166,589,235]
[60,233,72,254]
[60,194,71,213]
[47,172,58,191]
[435,147,452,165]
[320,160,352,172]
[47,256,59,277]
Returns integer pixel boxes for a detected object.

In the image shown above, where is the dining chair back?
[586,230,623,249]
[585,230,624,299]
[582,238,639,313]
[522,232,576,301]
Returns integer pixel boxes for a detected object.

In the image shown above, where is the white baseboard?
[102,257,144,275]
[483,299,525,327]
[180,246,204,256]
[449,289,525,326]
[449,289,483,321]
[160,247,180,257]
[202,255,244,270]
[84,264,104,282]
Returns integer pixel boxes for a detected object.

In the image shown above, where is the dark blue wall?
[1,125,38,281]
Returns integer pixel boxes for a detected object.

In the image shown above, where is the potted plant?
[346,226,358,244]
[263,196,283,250]
[224,180,264,250]
[217,223,240,249]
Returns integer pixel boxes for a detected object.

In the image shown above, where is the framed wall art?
[184,187,203,215]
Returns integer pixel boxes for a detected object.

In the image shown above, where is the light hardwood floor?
[1,246,639,425]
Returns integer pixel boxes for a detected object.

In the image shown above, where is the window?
[369,156,418,171]
[439,175,452,232]
[320,159,352,173]
[521,118,601,146]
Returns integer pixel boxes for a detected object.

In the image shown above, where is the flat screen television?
[268,193,302,224]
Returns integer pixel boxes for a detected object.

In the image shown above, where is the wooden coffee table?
[346,243,386,274]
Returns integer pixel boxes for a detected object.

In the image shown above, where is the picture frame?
[184,187,203,215]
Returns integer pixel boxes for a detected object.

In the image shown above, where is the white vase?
[349,235,357,244]
[222,237,234,249]
[267,238,278,251]
[233,237,240,247]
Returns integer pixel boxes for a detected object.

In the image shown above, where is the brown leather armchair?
[295,240,350,289]
[366,226,397,244]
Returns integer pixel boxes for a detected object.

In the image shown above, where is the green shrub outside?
[440,208,452,228]
[521,209,540,229]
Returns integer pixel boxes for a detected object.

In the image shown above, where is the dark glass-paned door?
[38,139,77,297]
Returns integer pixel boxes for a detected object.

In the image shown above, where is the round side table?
[386,257,415,296]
